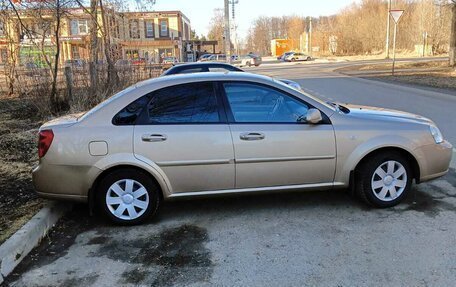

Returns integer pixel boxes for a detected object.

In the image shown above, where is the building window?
[129,19,139,39]
[0,49,7,64]
[72,45,80,59]
[70,19,88,35]
[145,20,154,38]
[0,21,4,36]
[159,19,168,37]
[183,22,189,40]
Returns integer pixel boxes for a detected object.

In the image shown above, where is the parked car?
[239,54,262,67]
[131,58,147,65]
[162,62,243,75]
[205,54,227,62]
[277,52,294,61]
[162,57,178,65]
[284,52,312,62]
[24,62,49,77]
[115,59,132,67]
[33,72,452,224]
[197,54,213,62]
[161,62,302,90]
[64,59,85,68]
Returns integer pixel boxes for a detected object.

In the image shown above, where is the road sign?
[390,10,404,24]
[390,9,405,75]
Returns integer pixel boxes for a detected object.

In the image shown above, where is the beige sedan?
[33,72,453,224]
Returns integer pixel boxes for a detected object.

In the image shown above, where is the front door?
[222,82,336,188]
[133,82,235,193]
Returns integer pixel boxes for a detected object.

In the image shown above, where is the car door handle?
[240,132,265,141]
[142,134,167,142]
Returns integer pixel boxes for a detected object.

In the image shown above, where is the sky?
[151,0,356,39]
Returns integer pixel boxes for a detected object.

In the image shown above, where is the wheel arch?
[354,146,420,183]
[88,164,168,212]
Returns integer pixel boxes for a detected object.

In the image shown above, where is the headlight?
[429,125,443,144]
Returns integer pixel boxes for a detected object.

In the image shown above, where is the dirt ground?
[0,97,46,244]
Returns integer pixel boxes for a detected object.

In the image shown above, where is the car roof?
[136,72,273,90]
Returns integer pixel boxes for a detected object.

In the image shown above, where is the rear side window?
[112,94,150,125]
[146,82,220,124]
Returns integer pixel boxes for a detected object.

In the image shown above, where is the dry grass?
[370,69,456,90]
[0,97,46,244]
[339,60,448,72]
[336,59,456,91]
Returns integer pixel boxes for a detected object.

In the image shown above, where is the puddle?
[401,187,455,217]
[59,273,99,287]
[92,224,213,286]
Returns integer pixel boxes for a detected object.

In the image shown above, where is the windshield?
[273,78,335,111]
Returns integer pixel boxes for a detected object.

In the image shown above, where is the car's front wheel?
[98,168,160,225]
[356,151,412,207]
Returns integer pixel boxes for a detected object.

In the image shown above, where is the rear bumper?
[32,162,101,201]
[414,140,453,183]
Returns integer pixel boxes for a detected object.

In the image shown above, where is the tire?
[355,151,412,208]
[97,168,161,225]
[306,57,311,61]
[247,61,252,67]
[291,58,296,62]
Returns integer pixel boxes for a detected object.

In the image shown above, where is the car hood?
[40,112,84,130]
[344,104,433,124]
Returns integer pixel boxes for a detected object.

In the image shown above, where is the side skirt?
[167,182,346,200]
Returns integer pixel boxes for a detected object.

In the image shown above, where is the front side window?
[159,19,168,37]
[146,82,220,124]
[223,83,309,123]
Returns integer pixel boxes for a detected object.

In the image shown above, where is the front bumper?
[414,140,453,183]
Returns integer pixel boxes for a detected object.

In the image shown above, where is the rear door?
[133,82,235,193]
[221,82,336,189]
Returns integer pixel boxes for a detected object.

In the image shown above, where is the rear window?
[146,82,221,124]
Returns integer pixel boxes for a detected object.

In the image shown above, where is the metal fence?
[0,63,168,96]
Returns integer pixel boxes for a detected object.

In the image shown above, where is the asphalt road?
[6,60,456,287]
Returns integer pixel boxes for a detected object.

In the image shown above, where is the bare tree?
[6,0,74,112]
[207,9,224,53]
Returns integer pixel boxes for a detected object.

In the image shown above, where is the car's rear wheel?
[356,151,412,207]
[306,56,311,61]
[97,169,160,225]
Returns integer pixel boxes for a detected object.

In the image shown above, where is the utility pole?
[385,0,391,59]
[308,17,312,57]
[224,0,231,63]
[450,1,456,67]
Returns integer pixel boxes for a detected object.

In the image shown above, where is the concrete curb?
[0,202,71,284]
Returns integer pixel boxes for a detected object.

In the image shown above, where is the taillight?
[38,130,54,158]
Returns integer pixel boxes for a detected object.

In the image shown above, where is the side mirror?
[305,108,322,124]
